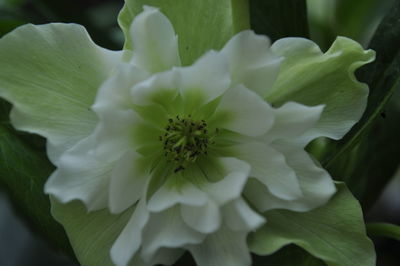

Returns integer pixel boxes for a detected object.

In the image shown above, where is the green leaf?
[118,0,250,65]
[50,198,134,266]
[367,223,400,241]
[250,0,309,41]
[0,107,71,253]
[307,0,394,49]
[249,183,376,266]
[253,245,324,266]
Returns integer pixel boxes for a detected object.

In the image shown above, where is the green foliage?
[0,99,72,253]
[249,183,376,266]
[250,0,309,42]
[321,0,400,207]
[51,198,134,266]
[307,0,394,49]
[367,223,400,241]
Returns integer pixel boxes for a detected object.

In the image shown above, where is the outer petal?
[44,135,113,211]
[147,181,208,212]
[232,142,302,201]
[111,199,149,266]
[244,142,336,212]
[140,206,205,262]
[109,151,149,214]
[221,30,283,97]
[212,84,274,137]
[181,200,221,234]
[264,102,324,141]
[201,157,251,206]
[222,198,265,231]
[188,227,251,266]
[267,37,375,144]
[0,23,122,163]
[130,6,180,73]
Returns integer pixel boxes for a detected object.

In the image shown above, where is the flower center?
[159,115,211,173]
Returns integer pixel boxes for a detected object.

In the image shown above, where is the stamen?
[159,115,218,172]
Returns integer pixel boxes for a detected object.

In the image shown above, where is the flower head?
[0,4,374,266]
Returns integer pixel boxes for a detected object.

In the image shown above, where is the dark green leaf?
[0,99,72,255]
[249,183,376,266]
[307,0,394,50]
[249,0,309,42]
[252,245,325,266]
[367,223,400,241]
[320,1,400,206]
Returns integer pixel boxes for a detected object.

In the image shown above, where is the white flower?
[41,7,334,266]
[0,4,374,266]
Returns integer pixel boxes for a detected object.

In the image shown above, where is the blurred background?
[0,0,399,265]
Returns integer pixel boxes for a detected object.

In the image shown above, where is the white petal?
[93,63,149,111]
[202,157,250,205]
[93,109,141,161]
[245,143,336,212]
[212,84,274,136]
[181,200,221,234]
[188,227,251,266]
[109,151,149,214]
[44,135,112,211]
[222,198,265,231]
[265,102,324,141]
[233,142,302,200]
[131,69,180,107]
[179,51,231,111]
[147,181,208,212]
[141,206,205,262]
[130,6,180,73]
[111,199,149,266]
[221,30,283,97]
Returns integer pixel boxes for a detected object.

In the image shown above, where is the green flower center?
[159,115,213,173]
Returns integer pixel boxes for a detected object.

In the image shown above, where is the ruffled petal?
[232,142,302,200]
[201,157,250,205]
[0,23,122,163]
[109,151,149,214]
[188,227,251,266]
[44,135,113,211]
[147,181,208,212]
[264,102,324,142]
[221,30,283,97]
[181,200,221,234]
[130,6,180,73]
[267,37,375,144]
[222,198,265,231]
[212,84,274,137]
[140,206,205,262]
[245,142,336,212]
[111,199,149,266]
